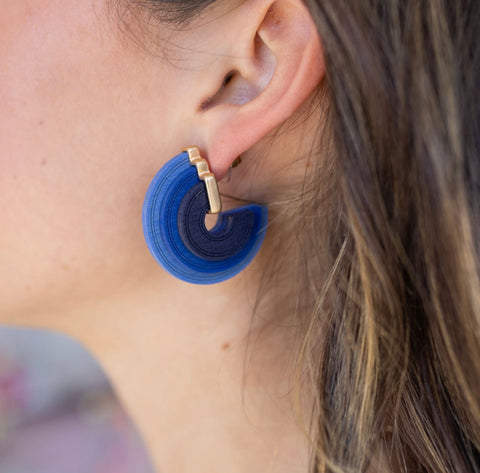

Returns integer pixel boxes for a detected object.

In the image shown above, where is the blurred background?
[0,327,155,473]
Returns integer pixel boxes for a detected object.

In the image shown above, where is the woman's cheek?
[0,0,160,318]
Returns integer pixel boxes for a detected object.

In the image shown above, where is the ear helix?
[142,146,268,284]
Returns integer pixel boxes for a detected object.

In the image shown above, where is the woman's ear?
[193,0,324,179]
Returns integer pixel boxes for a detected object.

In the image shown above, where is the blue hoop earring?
[142,146,268,284]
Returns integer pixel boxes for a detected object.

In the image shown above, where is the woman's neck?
[52,269,311,473]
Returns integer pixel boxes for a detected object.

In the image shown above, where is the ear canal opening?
[200,70,237,111]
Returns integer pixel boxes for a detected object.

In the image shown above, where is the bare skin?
[0,0,324,471]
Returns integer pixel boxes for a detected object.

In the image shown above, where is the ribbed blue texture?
[142,152,268,284]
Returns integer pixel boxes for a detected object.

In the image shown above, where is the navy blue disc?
[142,152,268,284]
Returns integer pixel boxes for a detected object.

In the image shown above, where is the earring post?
[182,146,222,214]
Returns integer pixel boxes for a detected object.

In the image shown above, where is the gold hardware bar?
[182,146,222,214]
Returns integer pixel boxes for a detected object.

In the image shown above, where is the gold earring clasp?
[182,146,222,215]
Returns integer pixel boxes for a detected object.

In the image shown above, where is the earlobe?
[197,0,324,179]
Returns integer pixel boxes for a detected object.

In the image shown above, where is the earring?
[142,146,268,284]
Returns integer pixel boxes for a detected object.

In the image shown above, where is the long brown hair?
[300,0,480,471]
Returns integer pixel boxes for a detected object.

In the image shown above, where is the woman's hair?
[124,0,480,471]
[302,2,480,472]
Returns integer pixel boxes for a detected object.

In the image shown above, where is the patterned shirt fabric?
[0,328,155,473]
